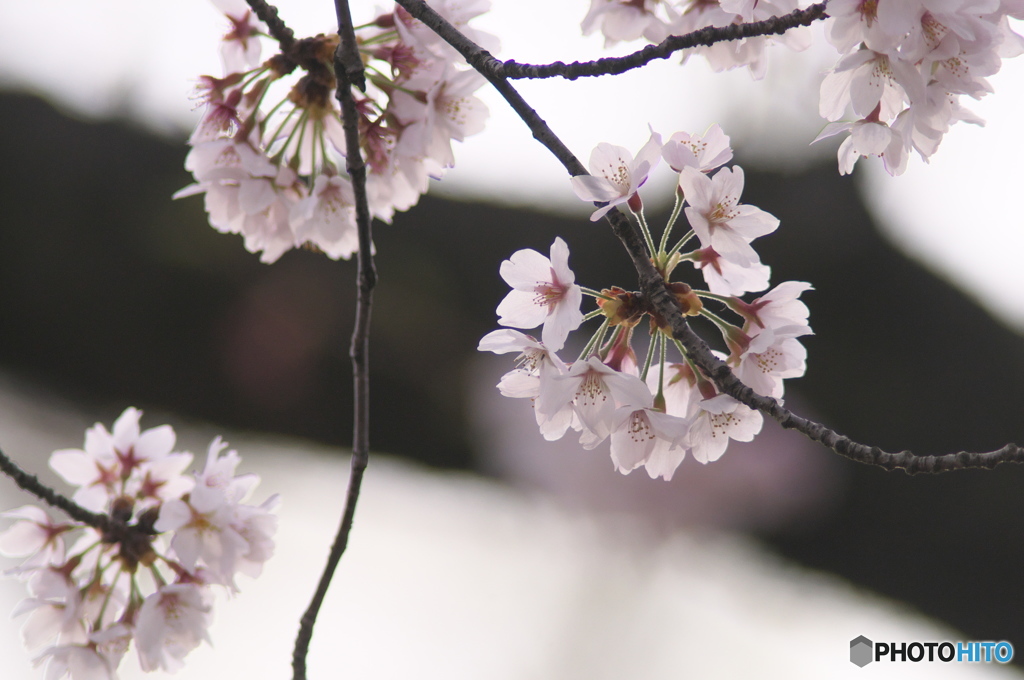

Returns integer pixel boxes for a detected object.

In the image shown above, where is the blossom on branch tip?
[571,132,663,221]
[661,124,733,174]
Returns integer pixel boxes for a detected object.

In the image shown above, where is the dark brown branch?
[396,0,1024,475]
[244,0,296,52]
[291,2,376,679]
[0,447,110,530]
[394,0,828,81]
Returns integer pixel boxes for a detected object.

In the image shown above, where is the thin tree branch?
[396,0,828,81]
[244,0,296,53]
[291,2,376,679]
[0,447,110,530]
[396,0,1024,474]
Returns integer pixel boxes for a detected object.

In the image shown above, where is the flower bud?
[597,287,644,327]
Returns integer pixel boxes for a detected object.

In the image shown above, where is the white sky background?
[0,1,1023,330]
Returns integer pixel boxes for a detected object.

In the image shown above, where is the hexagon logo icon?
[850,636,873,667]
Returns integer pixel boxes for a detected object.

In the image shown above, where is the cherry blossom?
[678,166,779,267]
[661,124,733,174]
[477,329,573,440]
[496,237,584,352]
[688,246,771,297]
[135,585,214,673]
[609,405,691,480]
[687,394,764,464]
[733,324,812,399]
[544,356,653,449]
[570,132,663,220]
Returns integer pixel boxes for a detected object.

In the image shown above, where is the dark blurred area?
[2,90,1024,652]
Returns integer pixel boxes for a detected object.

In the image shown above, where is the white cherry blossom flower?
[545,356,653,448]
[135,584,214,673]
[689,246,771,296]
[291,174,358,260]
[687,394,763,464]
[730,281,812,331]
[477,329,573,440]
[0,506,69,567]
[571,132,662,221]
[734,324,812,399]
[679,166,779,267]
[496,237,584,352]
[661,124,733,174]
[609,406,691,480]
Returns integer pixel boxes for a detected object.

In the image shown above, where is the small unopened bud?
[667,282,702,317]
[597,287,644,327]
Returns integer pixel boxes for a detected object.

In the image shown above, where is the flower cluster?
[816,0,1023,174]
[481,126,812,480]
[176,0,495,262]
[581,0,1024,175]
[0,408,278,680]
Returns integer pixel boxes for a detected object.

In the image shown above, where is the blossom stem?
[578,318,609,363]
[658,190,684,255]
[694,290,732,304]
[579,285,613,300]
[583,308,605,321]
[639,331,660,382]
[667,229,695,259]
[700,308,736,336]
[634,207,657,257]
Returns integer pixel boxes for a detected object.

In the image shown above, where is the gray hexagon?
[850,636,873,667]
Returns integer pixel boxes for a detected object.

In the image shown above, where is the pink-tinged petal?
[110,408,142,450]
[570,174,622,203]
[587,143,633,191]
[48,450,100,487]
[849,61,885,119]
[541,286,583,352]
[82,427,114,460]
[548,237,575,286]
[135,425,176,461]
[677,165,706,200]
[632,130,663,178]
[729,206,780,239]
[718,165,745,199]
[477,329,537,354]
[71,487,110,514]
[819,68,858,121]
[154,499,192,533]
[500,248,553,290]
[497,370,540,399]
[812,121,854,144]
[238,178,277,214]
[0,518,50,557]
[642,442,688,481]
[496,290,548,329]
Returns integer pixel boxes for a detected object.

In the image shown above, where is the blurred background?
[2,0,1024,674]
